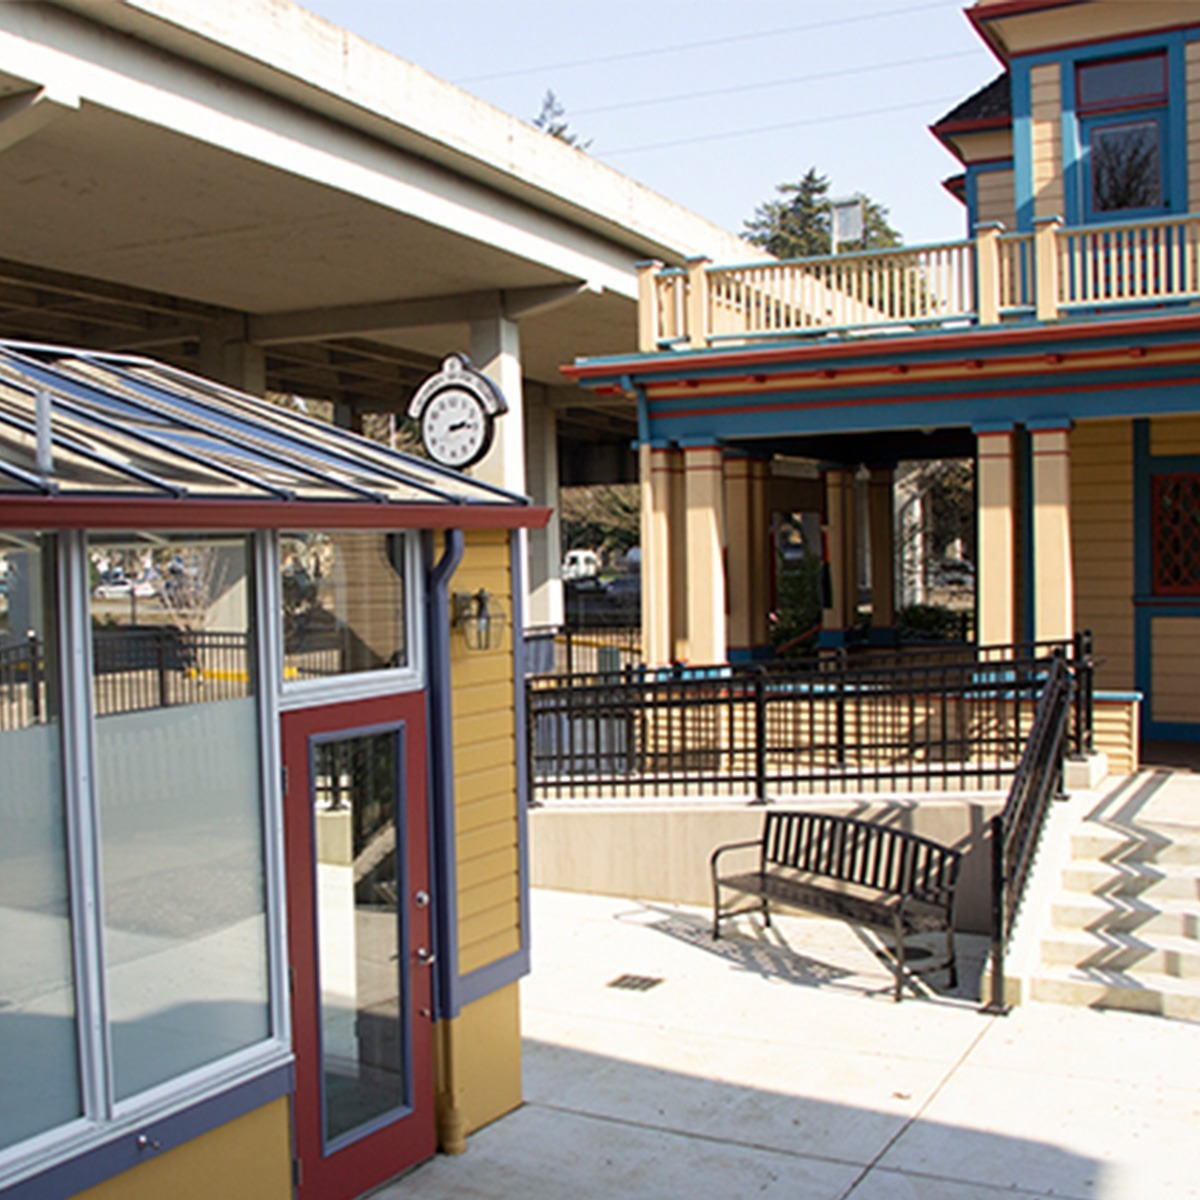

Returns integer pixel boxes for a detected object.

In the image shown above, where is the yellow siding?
[447,984,522,1135]
[1151,617,1200,725]
[450,529,521,977]
[1030,63,1064,220]
[1150,413,1200,457]
[73,1100,291,1200]
[1190,42,1200,212]
[1070,420,1134,692]
[976,168,1016,230]
[1094,699,1140,776]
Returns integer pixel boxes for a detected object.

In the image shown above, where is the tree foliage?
[744,167,901,259]
[559,484,639,561]
[532,90,592,150]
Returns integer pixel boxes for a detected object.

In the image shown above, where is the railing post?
[1072,629,1095,755]
[636,259,663,353]
[753,667,768,804]
[27,630,41,723]
[985,811,1010,1014]
[157,630,169,709]
[1034,215,1062,322]
[975,222,1002,325]
[686,256,711,350]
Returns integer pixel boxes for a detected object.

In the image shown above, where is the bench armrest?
[710,838,763,879]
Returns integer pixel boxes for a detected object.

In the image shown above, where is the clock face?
[419,386,493,467]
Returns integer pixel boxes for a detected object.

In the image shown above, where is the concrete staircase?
[1028,819,1200,1021]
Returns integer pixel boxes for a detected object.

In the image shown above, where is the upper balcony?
[637,213,1200,353]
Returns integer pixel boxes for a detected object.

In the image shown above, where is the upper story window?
[1077,52,1169,217]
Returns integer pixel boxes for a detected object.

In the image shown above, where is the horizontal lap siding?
[1189,42,1200,212]
[1030,64,1064,220]
[1150,617,1200,725]
[1094,700,1138,775]
[976,168,1016,231]
[1070,420,1134,692]
[1150,414,1200,457]
[451,530,521,975]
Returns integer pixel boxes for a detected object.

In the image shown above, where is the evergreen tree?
[744,168,901,259]
[532,90,592,150]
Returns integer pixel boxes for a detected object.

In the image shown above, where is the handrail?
[641,214,1200,351]
[984,654,1075,1013]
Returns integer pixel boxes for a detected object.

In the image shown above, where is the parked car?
[562,549,600,581]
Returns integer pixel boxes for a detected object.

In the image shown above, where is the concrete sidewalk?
[378,888,1199,1200]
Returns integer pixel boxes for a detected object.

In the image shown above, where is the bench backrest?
[762,811,961,906]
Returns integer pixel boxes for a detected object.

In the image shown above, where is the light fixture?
[452,588,507,651]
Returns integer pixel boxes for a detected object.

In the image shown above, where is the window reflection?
[281,532,408,682]
[0,533,81,1148]
[88,533,269,1100]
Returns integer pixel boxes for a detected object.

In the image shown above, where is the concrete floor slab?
[374,889,1200,1200]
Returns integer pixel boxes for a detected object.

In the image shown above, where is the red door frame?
[282,690,436,1200]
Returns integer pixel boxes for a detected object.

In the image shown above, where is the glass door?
[282,692,435,1200]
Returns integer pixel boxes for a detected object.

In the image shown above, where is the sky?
[298,0,1001,249]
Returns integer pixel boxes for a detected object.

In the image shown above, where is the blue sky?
[299,0,1000,248]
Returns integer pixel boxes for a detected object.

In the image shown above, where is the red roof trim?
[564,312,1200,384]
[0,498,553,531]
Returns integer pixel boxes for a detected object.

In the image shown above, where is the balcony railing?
[637,214,1200,351]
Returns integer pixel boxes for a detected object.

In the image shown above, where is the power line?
[454,2,954,85]
[573,49,979,117]
[597,94,964,158]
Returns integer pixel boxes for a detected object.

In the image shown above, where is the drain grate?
[607,973,664,992]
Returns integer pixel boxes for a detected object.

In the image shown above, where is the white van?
[562,549,600,580]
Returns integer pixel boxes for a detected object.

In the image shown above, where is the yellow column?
[822,469,857,635]
[1031,424,1074,642]
[724,456,755,656]
[867,468,895,629]
[684,443,727,664]
[639,443,675,668]
[977,429,1015,646]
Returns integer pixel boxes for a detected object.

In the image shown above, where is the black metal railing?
[985,654,1076,1013]
[525,622,642,677]
[528,637,1094,804]
[0,632,47,731]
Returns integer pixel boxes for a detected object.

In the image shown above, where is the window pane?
[281,532,408,682]
[88,533,269,1100]
[0,535,81,1148]
[314,732,407,1145]
[1091,120,1161,211]
[1078,54,1166,109]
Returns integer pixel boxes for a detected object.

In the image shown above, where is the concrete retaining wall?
[530,796,1005,934]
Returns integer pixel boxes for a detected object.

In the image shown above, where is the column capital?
[972,420,1015,436]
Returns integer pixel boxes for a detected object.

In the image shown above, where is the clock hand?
[448,419,473,433]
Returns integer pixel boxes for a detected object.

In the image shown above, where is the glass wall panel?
[88,533,269,1100]
[0,534,81,1148]
[281,532,408,682]
[313,732,407,1145]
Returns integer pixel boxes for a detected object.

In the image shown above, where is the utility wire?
[455,1,954,84]
[573,49,979,116]
[597,94,964,158]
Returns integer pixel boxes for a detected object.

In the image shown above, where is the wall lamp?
[452,588,507,651]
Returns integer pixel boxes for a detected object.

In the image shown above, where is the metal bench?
[711,810,962,1002]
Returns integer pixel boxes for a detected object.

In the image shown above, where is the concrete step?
[1029,963,1200,1022]
[1070,825,1200,867]
[1061,859,1200,902]
[1050,892,1200,940]
[1040,928,1200,978]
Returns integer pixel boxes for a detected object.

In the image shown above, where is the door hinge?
[281,765,288,795]
[292,1156,302,1188]
[288,965,295,995]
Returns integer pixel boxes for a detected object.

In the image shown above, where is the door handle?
[416,947,436,966]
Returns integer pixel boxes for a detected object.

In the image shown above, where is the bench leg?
[893,915,906,1003]
[761,897,771,928]
[946,926,958,990]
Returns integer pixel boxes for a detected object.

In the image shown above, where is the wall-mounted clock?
[407,354,509,469]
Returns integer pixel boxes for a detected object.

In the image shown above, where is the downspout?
[425,528,467,1154]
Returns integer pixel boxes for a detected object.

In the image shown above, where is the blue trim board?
[457,948,532,1009]
[508,528,531,988]
[1012,59,1034,232]
[1021,427,1036,643]
[2,1065,293,1200]
[642,362,1200,445]
[424,529,464,1019]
